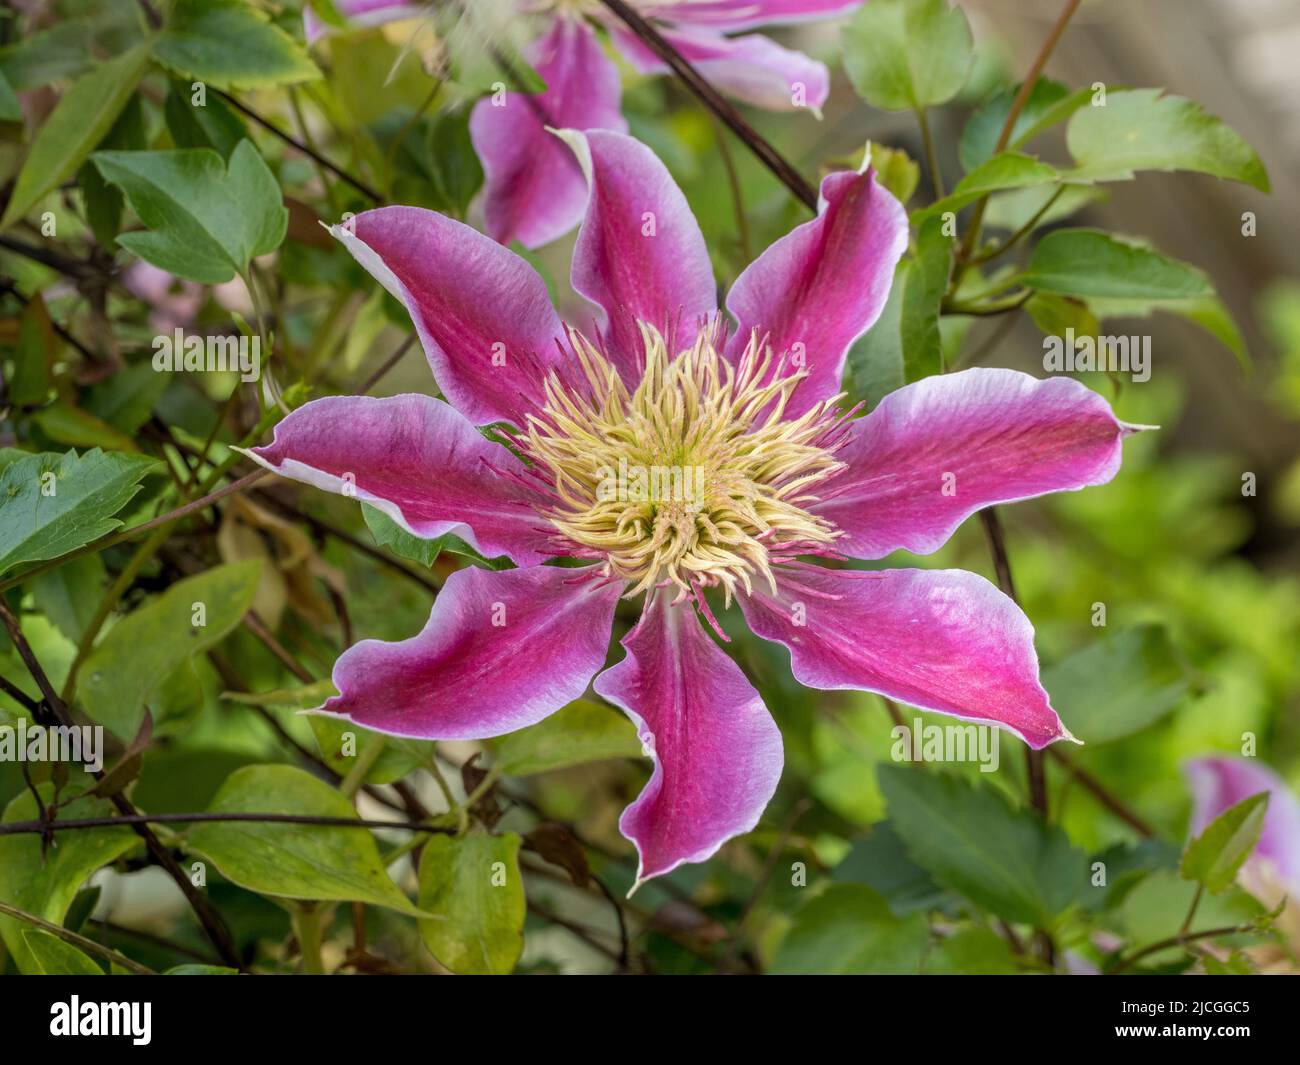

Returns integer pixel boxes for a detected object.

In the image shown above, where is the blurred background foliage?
[0,0,1297,975]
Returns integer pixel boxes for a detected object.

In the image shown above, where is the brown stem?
[217,91,383,204]
[1048,749,1155,837]
[0,600,244,970]
[598,0,818,210]
[1105,920,1259,975]
[959,0,1083,260]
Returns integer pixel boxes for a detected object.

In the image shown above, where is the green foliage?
[1180,793,1270,894]
[879,766,1089,926]
[418,832,526,975]
[92,140,288,283]
[0,43,151,230]
[151,0,320,92]
[493,700,642,777]
[771,883,930,974]
[80,561,262,739]
[843,0,973,111]
[0,449,158,578]
[1021,228,1213,300]
[187,766,424,915]
[901,216,953,379]
[1045,625,1192,745]
[0,784,138,974]
[1066,89,1269,191]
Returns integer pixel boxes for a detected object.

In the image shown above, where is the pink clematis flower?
[242,129,1140,884]
[309,0,862,248]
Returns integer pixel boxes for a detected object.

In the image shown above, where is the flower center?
[520,324,849,603]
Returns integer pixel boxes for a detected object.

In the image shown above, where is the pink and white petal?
[240,394,552,566]
[1186,757,1300,898]
[304,0,416,43]
[724,166,908,417]
[329,206,563,428]
[815,369,1140,560]
[318,565,621,739]
[595,593,783,884]
[740,564,1071,749]
[611,25,829,112]
[563,128,717,380]
[469,17,627,250]
[639,1,864,31]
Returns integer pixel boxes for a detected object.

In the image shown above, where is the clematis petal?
[641,1,864,31]
[1186,756,1300,897]
[610,25,829,112]
[724,166,908,417]
[814,369,1139,560]
[320,564,622,739]
[241,394,552,567]
[740,563,1070,748]
[304,0,416,43]
[329,206,564,427]
[562,128,717,380]
[469,17,627,250]
[595,593,783,884]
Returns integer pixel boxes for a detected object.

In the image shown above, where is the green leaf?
[832,821,949,915]
[771,883,930,974]
[922,926,1020,974]
[0,67,21,122]
[1044,624,1191,745]
[9,294,58,407]
[20,930,104,975]
[33,402,141,454]
[0,785,138,974]
[306,715,433,788]
[223,679,338,711]
[362,502,506,568]
[846,262,907,409]
[80,560,262,740]
[417,832,526,975]
[165,963,240,975]
[983,183,1105,233]
[960,78,1092,171]
[1025,293,1099,341]
[188,765,425,915]
[152,0,320,91]
[91,139,288,284]
[31,553,106,643]
[843,0,973,111]
[1021,228,1214,301]
[879,765,1089,926]
[901,216,953,380]
[1066,89,1269,191]
[0,448,158,578]
[869,143,920,206]
[163,78,248,159]
[83,362,170,436]
[912,151,1059,224]
[362,503,444,567]
[79,93,147,249]
[0,43,152,230]
[1086,294,1248,371]
[493,699,641,777]
[1181,792,1270,894]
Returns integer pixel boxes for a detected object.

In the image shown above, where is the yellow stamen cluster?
[523,324,847,602]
